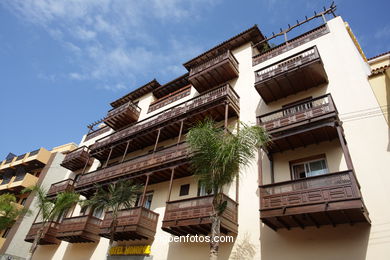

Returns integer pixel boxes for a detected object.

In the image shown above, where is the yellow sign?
[109,245,151,256]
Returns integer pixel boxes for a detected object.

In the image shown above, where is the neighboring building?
[368,51,390,125]
[23,12,390,260]
[0,143,77,259]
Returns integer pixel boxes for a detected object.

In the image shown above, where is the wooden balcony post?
[176,120,184,147]
[140,174,151,207]
[82,157,91,174]
[167,168,176,202]
[236,118,240,203]
[121,140,131,163]
[336,125,354,171]
[258,148,263,186]
[268,153,275,184]
[153,128,162,153]
[103,147,114,168]
[224,101,229,132]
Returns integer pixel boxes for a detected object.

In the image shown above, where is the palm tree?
[83,180,142,257]
[0,193,30,231]
[24,186,79,260]
[187,119,269,260]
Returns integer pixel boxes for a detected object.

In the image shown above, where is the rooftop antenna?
[253,2,337,49]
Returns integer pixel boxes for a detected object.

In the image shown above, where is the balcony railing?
[85,126,111,142]
[56,215,101,243]
[100,207,159,241]
[254,46,328,103]
[0,148,51,171]
[253,24,330,66]
[8,173,38,190]
[162,194,238,236]
[25,221,60,245]
[47,179,75,198]
[259,170,369,230]
[91,84,239,154]
[148,86,191,113]
[258,94,337,133]
[76,142,190,192]
[61,146,91,172]
[188,51,239,93]
[104,101,141,130]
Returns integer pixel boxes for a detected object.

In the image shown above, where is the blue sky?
[0,0,389,159]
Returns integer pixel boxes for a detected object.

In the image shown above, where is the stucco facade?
[18,15,390,260]
[0,143,77,259]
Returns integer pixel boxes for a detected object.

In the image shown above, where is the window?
[282,97,313,117]
[291,156,328,179]
[79,205,88,216]
[20,198,27,206]
[92,207,103,219]
[197,181,213,196]
[136,192,153,209]
[2,228,10,238]
[179,184,190,196]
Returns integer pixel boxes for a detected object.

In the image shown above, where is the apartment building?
[26,11,390,260]
[368,51,390,125]
[0,143,77,259]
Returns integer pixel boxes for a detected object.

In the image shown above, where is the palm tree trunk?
[106,215,117,258]
[209,213,221,260]
[26,222,46,260]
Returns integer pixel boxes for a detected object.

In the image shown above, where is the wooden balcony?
[60,146,91,172]
[188,51,239,93]
[253,24,330,66]
[25,221,60,245]
[47,179,75,198]
[148,86,191,113]
[56,215,101,243]
[254,46,328,103]
[260,170,370,231]
[7,173,38,191]
[162,194,238,236]
[104,101,141,131]
[100,207,159,241]
[76,142,191,196]
[258,94,339,153]
[90,84,239,161]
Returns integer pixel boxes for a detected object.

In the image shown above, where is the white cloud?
[374,26,390,39]
[2,0,220,90]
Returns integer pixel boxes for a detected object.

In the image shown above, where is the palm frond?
[187,119,269,214]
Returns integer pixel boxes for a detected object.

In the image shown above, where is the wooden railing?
[257,94,337,133]
[62,146,90,163]
[25,221,59,244]
[189,50,239,77]
[100,207,158,234]
[164,194,238,226]
[255,46,321,83]
[85,126,111,141]
[76,142,190,189]
[148,86,191,113]
[107,100,141,118]
[60,146,91,171]
[260,170,361,210]
[57,215,101,235]
[91,84,239,152]
[47,179,75,197]
[253,24,329,65]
